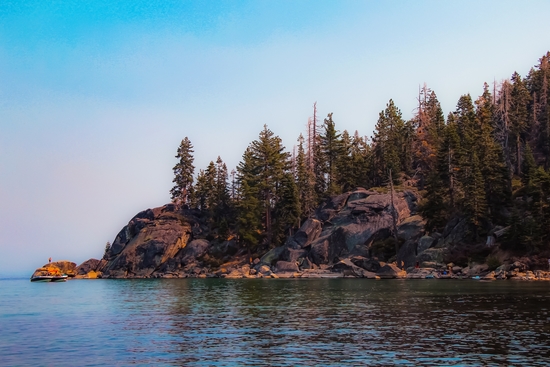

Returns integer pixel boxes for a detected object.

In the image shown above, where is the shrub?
[486,255,501,270]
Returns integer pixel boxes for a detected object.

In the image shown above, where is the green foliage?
[236,125,293,248]
[486,255,501,270]
[168,52,550,259]
[371,237,399,261]
[170,137,195,205]
[371,99,408,186]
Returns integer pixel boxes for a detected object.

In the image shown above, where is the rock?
[496,264,512,272]
[350,256,381,272]
[293,219,322,248]
[406,268,436,279]
[421,261,438,268]
[310,237,330,265]
[226,269,244,279]
[275,261,299,273]
[376,263,406,279]
[396,238,419,270]
[417,248,445,265]
[75,259,107,278]
[331,258,365,277]
[438,217,469,247]
[284,189,422,267]
[282,248,308,263]
[241,265,251,276]
[511,261,527,272]
[482,271,496,280]
[101,204,195,278]
[76,259,102,275]
[463,264,489,276]
[417,236,435,254]
[299,257,316,270]
[258,265,272,276]
[32,261,77,279]
[260,246,285,266]
[397,215,426,240]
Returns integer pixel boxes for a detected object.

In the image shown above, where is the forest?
[170,52,550,259]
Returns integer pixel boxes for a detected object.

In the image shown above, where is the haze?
[1,0,549,277]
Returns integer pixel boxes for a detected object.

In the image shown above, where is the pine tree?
[461,152,487,240]
[296,134,316,219]
[336,129,353,192]
[475,83,511,221]
[193,169,207,210]
[413,88,445,188]
[510,72,531,174]
[371,100,405,186]
[236,179,261,251]
[204,161,217,211]
[319,113,343,196]
[236,126,290,246]
[521,144,537,188]
[170,137,195,206]
[273,172,301,246]
[420,120,461,231]
[213,156,232,237]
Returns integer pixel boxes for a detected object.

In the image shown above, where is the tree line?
[170,52,550,255]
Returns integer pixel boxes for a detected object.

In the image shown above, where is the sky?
[1,0,549,277]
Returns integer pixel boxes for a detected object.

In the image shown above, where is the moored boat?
[30,274,68,282]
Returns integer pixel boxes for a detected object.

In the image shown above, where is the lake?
[1,278,549,366]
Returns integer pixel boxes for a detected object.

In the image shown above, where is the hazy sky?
[1,1,549,277]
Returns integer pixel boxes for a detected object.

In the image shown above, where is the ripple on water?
[1,279,550,366]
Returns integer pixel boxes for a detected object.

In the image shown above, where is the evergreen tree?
[296,134,316,219]
[413,89,445,188]
[371,99,405,186]
[170,137,195,205]
[509,72,531,174]
[236,179,261,252]
[475,83,511,221]
[193,169,207,210]
[336,129,353,192]
[319,113,343,196]
[521,144,537,188]
[420,120,461,231]
[236,126,290,246]
[273,172,301,246]
[461,151,487,240]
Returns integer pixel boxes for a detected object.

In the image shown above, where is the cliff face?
[98,204,209,278]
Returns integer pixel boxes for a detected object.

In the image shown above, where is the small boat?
[30,274,68,282]
[472,275,481,280]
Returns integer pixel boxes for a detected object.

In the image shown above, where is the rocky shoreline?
[32,188,550,282]
[33,257,550,281]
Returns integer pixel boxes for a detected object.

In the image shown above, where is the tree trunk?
[389,169,399,259]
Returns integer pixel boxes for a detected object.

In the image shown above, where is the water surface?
[1,278,549,366]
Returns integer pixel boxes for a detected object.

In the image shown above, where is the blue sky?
[1,1,549,277]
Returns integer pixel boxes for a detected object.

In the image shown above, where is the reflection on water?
[1,279,549,366]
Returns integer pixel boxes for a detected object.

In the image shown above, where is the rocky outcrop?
[98,204,211,278]
[261,188,421,271]
[75,258,106,278]
[31,261,77,278]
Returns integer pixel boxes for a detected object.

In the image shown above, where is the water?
[1,279,549,366]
